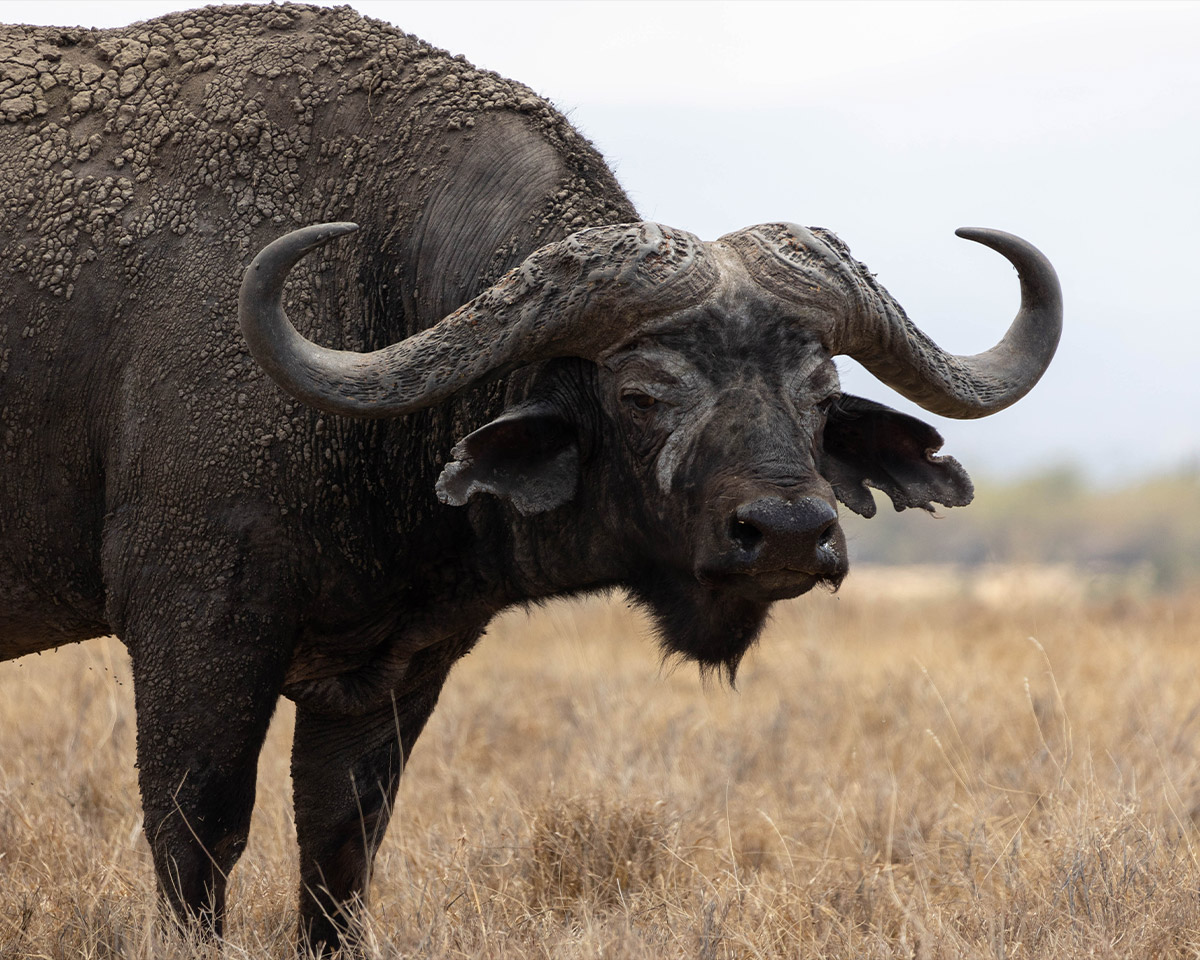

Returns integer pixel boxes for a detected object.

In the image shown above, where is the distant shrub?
[842,465,1200,588]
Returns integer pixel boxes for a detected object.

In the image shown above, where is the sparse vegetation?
[4,564,1200,957]
[845,466,1200,587]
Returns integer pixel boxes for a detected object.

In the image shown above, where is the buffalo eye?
[623,392,658,412]
[816,394,837,419]
[809,395,837,448]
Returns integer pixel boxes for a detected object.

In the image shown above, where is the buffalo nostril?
[731,496,840,573]
[729,516,763,552]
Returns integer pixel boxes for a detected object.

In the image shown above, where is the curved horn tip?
[953,226,1061,293]
[321,221,360,237]
[298,221,360,251]
[955,225,1011,246]
[953,225,1042,258]
[246,222,360,281]
[273,221,360,255]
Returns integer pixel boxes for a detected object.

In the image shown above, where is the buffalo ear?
[819,394,974,518]
[436,400,579,515]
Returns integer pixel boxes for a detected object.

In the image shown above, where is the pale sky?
[7,1,1200,483]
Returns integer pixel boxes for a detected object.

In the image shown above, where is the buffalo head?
[239,220,1061,677]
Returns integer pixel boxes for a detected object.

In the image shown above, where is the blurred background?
[10,0,1200,585]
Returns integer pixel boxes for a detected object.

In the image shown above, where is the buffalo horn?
[723,223,1063,419]
[238,221,720,418]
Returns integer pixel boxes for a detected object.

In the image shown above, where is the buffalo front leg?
[291,649,459,953]
[128,624,290,938]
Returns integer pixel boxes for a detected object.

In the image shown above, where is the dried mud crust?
[0,3,631,301]
[0,3,635,633]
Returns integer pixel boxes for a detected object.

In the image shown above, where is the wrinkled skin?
[0,3,1009,954]
[463,295,970,680]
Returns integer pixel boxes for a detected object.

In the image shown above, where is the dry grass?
[4,566,1200,957]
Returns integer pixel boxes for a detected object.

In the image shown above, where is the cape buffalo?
[0,2,1062,951]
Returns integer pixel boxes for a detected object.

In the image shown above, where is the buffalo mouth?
[695,562,846,602]
[694,535,849,603]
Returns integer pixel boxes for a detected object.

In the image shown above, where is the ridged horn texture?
[721,223,1063,419]
[238,221,720,418]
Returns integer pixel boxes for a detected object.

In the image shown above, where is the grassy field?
[3,567,1200,958]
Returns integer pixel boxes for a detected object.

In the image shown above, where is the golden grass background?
[4,567,1200,957]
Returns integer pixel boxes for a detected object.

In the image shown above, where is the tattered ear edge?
[435,400,580,516]
[819,394,975,518]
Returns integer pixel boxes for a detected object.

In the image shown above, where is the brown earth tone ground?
[3,566,1200,958]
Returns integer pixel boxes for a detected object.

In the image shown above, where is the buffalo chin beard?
[629,567,844,683]
[629,575,774,684]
